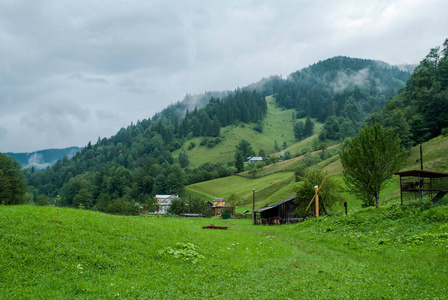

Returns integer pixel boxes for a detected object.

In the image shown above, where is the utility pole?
[252,188,255,225]
[420,143,423,171]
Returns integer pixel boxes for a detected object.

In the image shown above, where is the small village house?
[247,156,263,164]
[212,198,226,216]
[155,194,179,214]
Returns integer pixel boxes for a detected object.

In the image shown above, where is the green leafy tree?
[247,163,258,178]
[294,169,344,217]
[178,150,189,168]
[144,196,158,213]
[187,197,209,214]
[236,140,254,159]
[72,188,94,209]
[226,193,242,207]
[340,123,406,208]
[165,165,184,195]
[304,117,314,136]
[168,198,187,215]
[37,194,51,206]
[234,151,245,173]
[293,121,305,140]
[0,153,27,205]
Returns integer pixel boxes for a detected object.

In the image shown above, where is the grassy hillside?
[185,172,295,206]
[186,134,448,216]
[175,96,319,168]
[1,204,447,298]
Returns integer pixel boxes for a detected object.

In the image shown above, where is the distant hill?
[7,147,82,170]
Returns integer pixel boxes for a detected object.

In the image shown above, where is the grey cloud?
[67,74,108,84]
[96,110,120,121]
[0,125,6,140]
[20,99,91,138]
[1,0,447,152]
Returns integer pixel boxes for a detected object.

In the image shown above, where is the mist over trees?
[251,56,412,140]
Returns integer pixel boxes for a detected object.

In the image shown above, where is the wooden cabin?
[253,194,301,225]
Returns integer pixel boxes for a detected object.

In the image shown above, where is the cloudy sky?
[1,0,447,153]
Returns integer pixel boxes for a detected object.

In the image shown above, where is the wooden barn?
[253,194,301,225]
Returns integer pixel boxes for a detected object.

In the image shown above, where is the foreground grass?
[1,204,447,299]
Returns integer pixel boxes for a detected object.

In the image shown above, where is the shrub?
[420,206,448,223]
[442,128,448,136]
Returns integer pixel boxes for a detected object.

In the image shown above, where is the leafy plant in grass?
[159,243,204,264]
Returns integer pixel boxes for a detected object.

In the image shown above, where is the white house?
[247,156,263,163]
[155,194,179,214]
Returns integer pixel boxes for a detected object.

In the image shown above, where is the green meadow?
[1,204,447,299]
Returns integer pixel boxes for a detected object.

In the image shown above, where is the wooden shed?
[395,170,448,204]
[253,194,301,225]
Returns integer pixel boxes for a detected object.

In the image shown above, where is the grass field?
[1,204,447,299]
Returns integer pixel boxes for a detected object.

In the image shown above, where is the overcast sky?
[1,0,447,153]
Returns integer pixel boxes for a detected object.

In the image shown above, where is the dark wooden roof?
[254,194,297,213]
[395,170,448,178]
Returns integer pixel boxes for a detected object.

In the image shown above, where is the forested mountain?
[7,147,81,170]
[373,39,448,147]
[248,56,412,140]
[22,55,416,213]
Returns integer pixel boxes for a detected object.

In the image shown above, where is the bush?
[442,128,448,136]
[420,206,448,223]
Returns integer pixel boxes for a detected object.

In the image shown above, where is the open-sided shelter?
[395,170,448,204]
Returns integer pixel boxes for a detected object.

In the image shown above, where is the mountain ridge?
[7,146,82,170]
